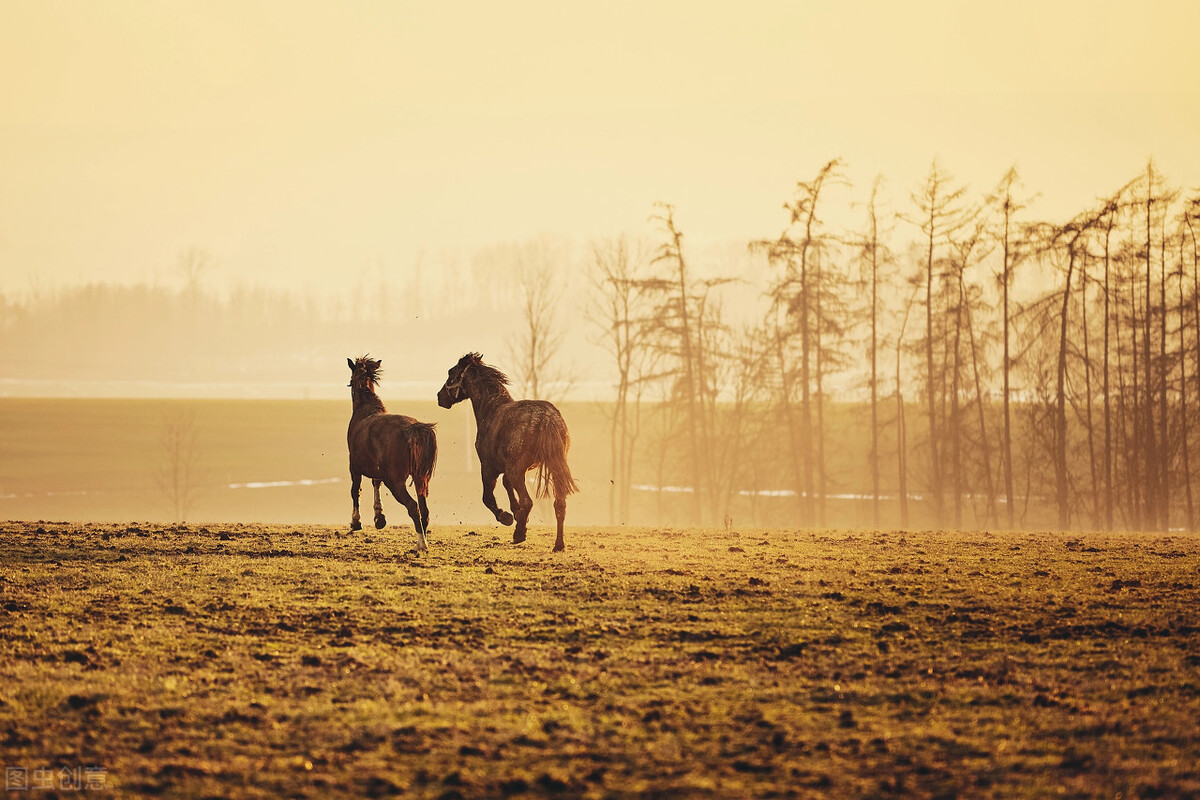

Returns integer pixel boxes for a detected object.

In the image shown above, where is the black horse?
[347,356,437,551]
[437,353,578,551]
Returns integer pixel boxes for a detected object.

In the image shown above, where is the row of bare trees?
[589,159,1200,532]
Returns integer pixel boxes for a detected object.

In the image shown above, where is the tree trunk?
[1056,245,1077,529]
[924,204,942,525]
[1103,215,1114,530]
[1130,261,1145,527]
[1002,198,1016,529]
[950,273,963,529]
[1186,208,1200,530]
[814,249,827,527]
[869,193,881,528]
[665,213,705,524]
[1177,232,1193,531]
[1158,218,1169,531]
[1144,165,1159,529]
[773,322,806,521]
[1081,256,1099,527]
[966,294,997,526]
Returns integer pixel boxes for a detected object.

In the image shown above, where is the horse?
[346,356,437,552]
[436,353,578,552]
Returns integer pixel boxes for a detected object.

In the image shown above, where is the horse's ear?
[470,352,483,364]
[347,357,355,370]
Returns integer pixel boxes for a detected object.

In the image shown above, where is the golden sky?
[1,1,1198,293]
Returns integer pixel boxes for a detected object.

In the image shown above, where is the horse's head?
[347,355,383,393]
[437,352,482,408]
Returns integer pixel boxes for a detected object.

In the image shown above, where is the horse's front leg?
[482,468,514,526]
[502,474,519,518]
[372,478,387,529]
[349,472,363,532]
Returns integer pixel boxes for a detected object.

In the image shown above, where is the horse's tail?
[532,422,579,500]
[407,422,438,496]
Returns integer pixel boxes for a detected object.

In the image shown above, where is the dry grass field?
[1,521,1198,798]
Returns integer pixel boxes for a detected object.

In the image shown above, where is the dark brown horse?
[347,356,437,551]
[437,353,578,551]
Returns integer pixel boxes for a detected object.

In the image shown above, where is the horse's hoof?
[498,511,514,526]
[553,541,565,553]
[349,520,362,532]
[374,514,386,529]
[512,531,526,544]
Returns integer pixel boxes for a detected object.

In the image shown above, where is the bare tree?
[946,216,997,527]
[177,247,215,303]
[506,240,575,401]
[754,159,846,525]
[649,204,706,521]
[1024,200,1114,529]
[1174,221,1193,531]
[642,205,745,525]
[588,236,656,524]
[1099,198,1121,529]
[1053,213,1095,528]
[156,407,203,522]
[905,162,968,526]
[857,176,893,527]
[986,168,1034,528]
[894,278,923,528]
[1183,194,1200,529]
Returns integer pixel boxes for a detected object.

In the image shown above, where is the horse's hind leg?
[553,490,566,553]
[511,474,534,545]
[416,485,430,536]
[349,472,363,532]
[372,478,387,529]
[386,477,428,552]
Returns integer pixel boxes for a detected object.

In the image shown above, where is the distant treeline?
[0,253,525,390]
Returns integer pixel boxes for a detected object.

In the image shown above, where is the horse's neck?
[351,388,386,419]
[469,387,512,428]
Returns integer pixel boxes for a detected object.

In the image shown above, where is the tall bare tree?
[1174,222,1194,531]
[1183,195,1200,529]
[894,278,923,528]
[986,168,1033,528]
[588,237,655,524]
[754,159,846,525]
[905,162,967,525]
[857,176,894,527]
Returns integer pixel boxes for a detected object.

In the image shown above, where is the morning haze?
[2,2,1197,295]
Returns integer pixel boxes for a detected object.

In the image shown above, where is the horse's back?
[499,399,568,437]
[489,399,569,468]
[348,412,431,474]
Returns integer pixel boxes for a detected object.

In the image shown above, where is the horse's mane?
[468,356,510,390]
[354,355,383,384]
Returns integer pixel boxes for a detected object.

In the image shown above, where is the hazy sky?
[2,1,1198,295]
